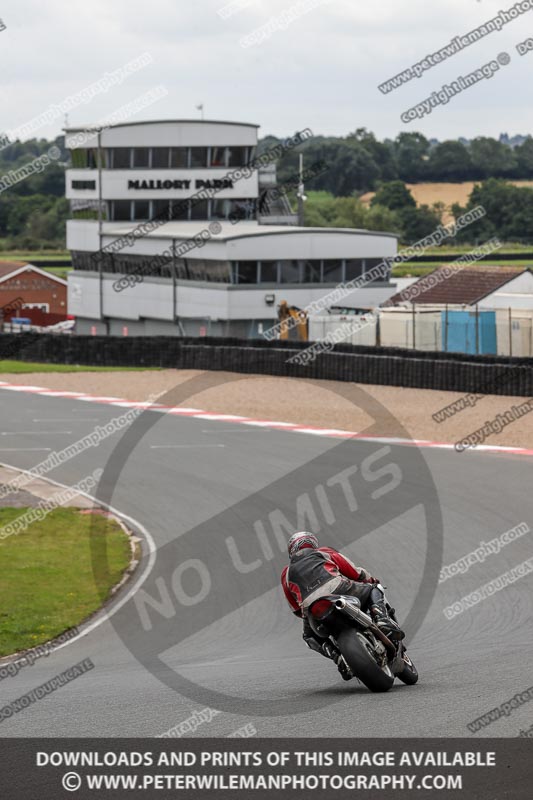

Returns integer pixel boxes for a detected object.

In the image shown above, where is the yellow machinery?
[278,300,308,341]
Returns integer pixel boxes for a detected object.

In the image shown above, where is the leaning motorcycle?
[308,584,418,692]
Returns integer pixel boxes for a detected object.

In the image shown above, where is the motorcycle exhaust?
[335,597,396,657]
[334,598,373,626]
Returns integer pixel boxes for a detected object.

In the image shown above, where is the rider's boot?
[322,641,353,681]
[370,601,405,641]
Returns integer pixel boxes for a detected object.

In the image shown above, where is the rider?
[281,531,405,680]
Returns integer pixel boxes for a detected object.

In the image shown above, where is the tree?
[364,204,402,235]
[398,205,442,244]
[349,128,398,181]
[426,141,472,181]
[393,132,430,182]
[515,137,533,178]
[371,181,416,211]
[303,192,402,234]
[469,137,517,179]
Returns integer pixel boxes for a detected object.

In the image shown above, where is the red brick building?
[0,261,68,323]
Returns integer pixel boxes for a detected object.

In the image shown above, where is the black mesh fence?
[1,333,532,396]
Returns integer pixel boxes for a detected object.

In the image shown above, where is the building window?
[211,199,227,219]
[71,180,96,190]
[175,259,188,279]
[71,199,104,220]
[186,260,206,281]
[345,259,364,281]
[110,148,131,169]
[227,146,248,167]
[210,146,226,167]
[151,200,169,221]
[364,258,389,282]
[234,261,258,284]
[71,149,99,168]
[279,260,301,283]
[152,147,170,168]
[133,148,150,168]
[259,261,278,283]
[190,147,208,168]
[190,198,208,220]
[322,259,343,283]
[170,147,188,168]
[206,260,232,282]
[187,259,232,282]
[301,260,320,283]
[133,200,150,220]
[71,251,97,270]
[111,201,132,221]
[170,198,189,220]
[228,199,255,221]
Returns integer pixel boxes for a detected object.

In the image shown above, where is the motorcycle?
[307,584,418,692]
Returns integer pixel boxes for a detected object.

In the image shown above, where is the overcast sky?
[1,0,531,143]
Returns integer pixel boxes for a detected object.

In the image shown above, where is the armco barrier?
[0,333,532,396]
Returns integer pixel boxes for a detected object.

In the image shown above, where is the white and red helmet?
[287,531,319,558]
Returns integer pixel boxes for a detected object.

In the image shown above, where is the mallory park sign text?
[127,179,234,190]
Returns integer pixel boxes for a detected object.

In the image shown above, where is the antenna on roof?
[296,153,307,226]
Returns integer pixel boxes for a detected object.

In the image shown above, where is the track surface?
[0,385,532,738]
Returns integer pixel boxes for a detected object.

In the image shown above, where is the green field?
[392,261,533,277]
[0,507,131,656]
[0,248,70,260]
[43,266,72,280]
[419,243,533,255]
[0,248,72,279]
[0,360,158,373]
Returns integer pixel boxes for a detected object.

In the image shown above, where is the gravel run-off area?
[0,369,532,450]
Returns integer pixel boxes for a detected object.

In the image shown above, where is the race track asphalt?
[0,384,532,738]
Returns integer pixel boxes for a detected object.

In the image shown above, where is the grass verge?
[0,249,71,260]
[0,360,159,374]
[0,507,131,657]
[43,266,72,279]
[392,261,533,277]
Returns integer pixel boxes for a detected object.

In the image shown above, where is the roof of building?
[384,265,529,306]
[0,261,29,279]
[0,261,67,286]
[102,221,400,241]
[64,119,260,133]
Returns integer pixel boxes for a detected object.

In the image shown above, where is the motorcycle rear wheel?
[337,630,394,693]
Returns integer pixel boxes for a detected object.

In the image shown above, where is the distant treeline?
[0,135,67,250]
[270,129,533,192]
[2,130,533,249]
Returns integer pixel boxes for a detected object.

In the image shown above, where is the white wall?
[66,220,101,252]
[68,272,101,318]
[495,308,533,356]
[479,272,533,310]
[226,284,398,321]
[308,315,377,345]
[379,310,442,350]
[68,273,403,323]
[225,230,398,261]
